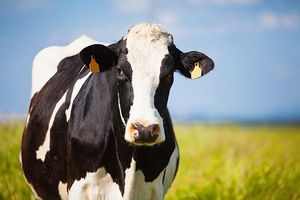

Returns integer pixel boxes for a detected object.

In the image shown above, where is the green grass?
[166,124,300,200]
[0,123,299,200]
[0,123,33,200]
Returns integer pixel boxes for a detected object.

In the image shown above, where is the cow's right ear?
[79,44,117,73]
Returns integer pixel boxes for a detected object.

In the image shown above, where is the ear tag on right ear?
[191,62,202,79]
[89,55,100,73]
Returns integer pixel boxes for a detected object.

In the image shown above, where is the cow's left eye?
[117,66,128,81]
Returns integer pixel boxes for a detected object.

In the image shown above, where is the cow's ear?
[178,51,214,79]
[169,45,214,79]
[79,44,117,73]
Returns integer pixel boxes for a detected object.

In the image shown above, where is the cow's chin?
[124,127,165,147]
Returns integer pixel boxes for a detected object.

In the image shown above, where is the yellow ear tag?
[191,62,202,79]
[89,55,100,73]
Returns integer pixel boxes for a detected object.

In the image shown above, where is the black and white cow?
[21,23,214,200]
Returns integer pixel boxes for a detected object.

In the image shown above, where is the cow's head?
[79,23,214,146]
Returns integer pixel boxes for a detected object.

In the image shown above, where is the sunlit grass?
[0,123,299,199]
[166,124,300,200]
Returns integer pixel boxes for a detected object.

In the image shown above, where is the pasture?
[0,122,299,200]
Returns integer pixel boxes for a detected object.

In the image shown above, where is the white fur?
[58,181,68,200]
[123,158,164,200]
[122,146,178,200]
[68,168,122,200]
[163,144,179,194]
[31,35,100,97]
[124,23,173,145]
[125,169,164,200]
[25,113,30,127]
[123,159,137,199]
[67,144,178,200]
[67,151,178,200]
[36,92,67,161]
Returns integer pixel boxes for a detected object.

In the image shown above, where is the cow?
[21,23,214,200]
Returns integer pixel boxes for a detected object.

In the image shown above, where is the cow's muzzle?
[131,123,159,144]
[125,121,164,146]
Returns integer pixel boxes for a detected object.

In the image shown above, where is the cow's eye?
[117,66,124,75]
[117,66,128,81]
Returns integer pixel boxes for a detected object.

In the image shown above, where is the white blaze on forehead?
[124,23,173,143]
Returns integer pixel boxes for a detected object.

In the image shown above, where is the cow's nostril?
[132,122,144,131]
[148,124,160,135]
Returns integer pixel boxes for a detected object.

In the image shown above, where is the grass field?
[0,123,299,200]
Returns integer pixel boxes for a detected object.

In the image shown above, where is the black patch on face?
[154,54,175,119]
[111,39,133,124]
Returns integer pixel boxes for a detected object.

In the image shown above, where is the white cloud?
[185,11,300,36]
[260,12,300,30]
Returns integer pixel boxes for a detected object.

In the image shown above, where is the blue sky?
[0,0,300,121]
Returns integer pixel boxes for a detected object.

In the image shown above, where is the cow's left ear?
[169,45,214,79]
[79,44,117,73]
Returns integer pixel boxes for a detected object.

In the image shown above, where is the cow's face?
[79,23,214,146]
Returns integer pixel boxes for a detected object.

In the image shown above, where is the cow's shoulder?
[31,35,101,97]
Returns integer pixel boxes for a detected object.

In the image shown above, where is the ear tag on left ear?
[191,62,202,79]
[89,55,100,73]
